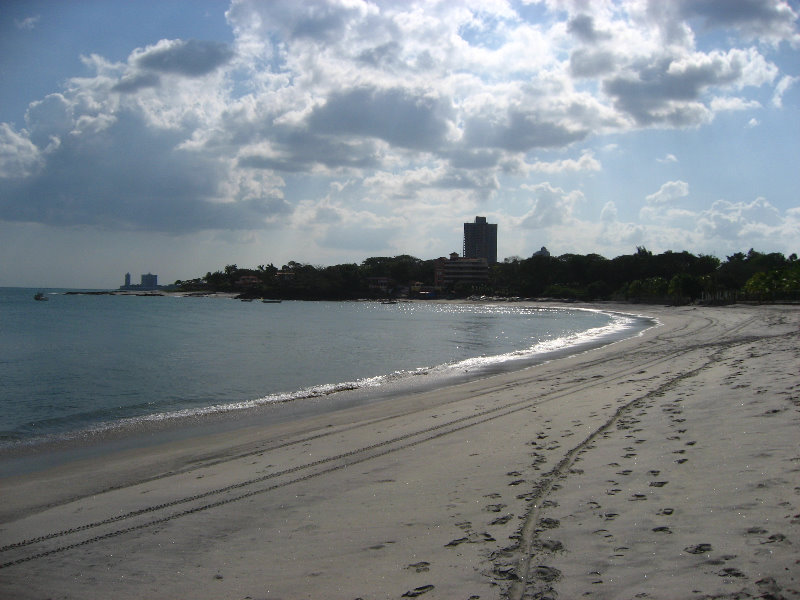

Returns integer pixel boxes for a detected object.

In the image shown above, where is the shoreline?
[0,303,797,599]
[0,301,652,473]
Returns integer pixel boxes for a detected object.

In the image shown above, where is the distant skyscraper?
[141,273,158,290]
[125,272,131,287]
[463,216,497,264]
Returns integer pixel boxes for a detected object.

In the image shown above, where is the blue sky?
[1,0,798,288]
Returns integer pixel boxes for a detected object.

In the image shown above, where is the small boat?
[261,299,282,303]
[381,300,398,304]
[34,292,48,301]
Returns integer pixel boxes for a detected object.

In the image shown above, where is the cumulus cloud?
[0,123,42,178]
[0,0,796,243]
[772,75,799,107]
[132,39,234,76]
[567,14,612,44]
[306,87,453,151]
[528,151,602,174]
[698,197,783,240]
[676,0,800,43]
[603,48,776,126]
[646,180,690,205]
[600,201,618,223]
[519,183,583,229]
[0,109,283,231]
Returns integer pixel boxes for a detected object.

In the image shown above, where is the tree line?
[176,248,800,304]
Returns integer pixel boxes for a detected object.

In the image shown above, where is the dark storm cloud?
[0,111,285,232]
[230,0,381,44]
[112,72,161,93]
[357,41,403,68]
[569,49,617,78]
[445,148,503,170]
[676,0,798,38]
[603,56,742,125]
[238,133,382,172]
[135,39,234,76]
[463,110,589,152]
[567,15,611,43]
[306,87,452,151]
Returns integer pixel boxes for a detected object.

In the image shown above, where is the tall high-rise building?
[463,216,497,264]
[141,273,158,290]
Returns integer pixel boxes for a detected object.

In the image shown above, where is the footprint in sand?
[746,525,767,534]
[540,539,564,552]
[539,517,560,529]
[652,526,672,533]
[685,543,713,554]
[531,565,562,582]
[406,562,431,573]
[490,514,513,526]
[402,584,435,597]
[718,567,746,578]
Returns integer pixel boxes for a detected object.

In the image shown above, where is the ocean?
[0,288,652,456]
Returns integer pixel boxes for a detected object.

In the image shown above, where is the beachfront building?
[120,273,159,291]
[141,273,158,290]
[463,216,497,264]
[434,253,489,289]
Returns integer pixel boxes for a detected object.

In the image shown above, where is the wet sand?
[0,303,798,599]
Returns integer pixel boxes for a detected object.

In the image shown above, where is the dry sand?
[0,303,798,600]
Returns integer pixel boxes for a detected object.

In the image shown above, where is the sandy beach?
[0,303,798,599]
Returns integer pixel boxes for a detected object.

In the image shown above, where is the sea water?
[0,288,650,451]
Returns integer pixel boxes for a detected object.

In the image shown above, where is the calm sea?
[0,288,651,452]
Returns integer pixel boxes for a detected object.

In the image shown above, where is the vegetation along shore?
[167,247,800,303]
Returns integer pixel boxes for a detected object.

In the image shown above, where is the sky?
[1,0,799,288]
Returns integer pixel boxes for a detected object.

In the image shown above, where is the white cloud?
[0,123,42,178]
[14,15,40,30]
[600,200,618,223]
[698,197,784,242]
[657,153,678,164]
[772,75,799,108]
[518,182,583,229]
[528,151,602,173]
[0,0,797,260]
[645,180,690,205]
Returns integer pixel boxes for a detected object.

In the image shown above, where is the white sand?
[0,303,798,599]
